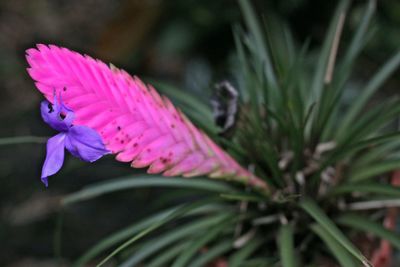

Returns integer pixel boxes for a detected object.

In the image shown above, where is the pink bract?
[26,44,269,192]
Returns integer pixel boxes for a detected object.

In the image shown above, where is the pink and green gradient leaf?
[26,44,269,193]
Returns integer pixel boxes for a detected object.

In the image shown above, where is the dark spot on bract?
[117,126,121,131]
[133,143,138,147]
[171,124,175,128]
[120,140,124,144]
[63,87,67,91]
[47,103,54,113]
[147,148,151,152]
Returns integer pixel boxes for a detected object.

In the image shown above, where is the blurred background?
[0,0,399,266]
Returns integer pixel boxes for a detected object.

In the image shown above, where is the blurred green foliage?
[1,0,400,266]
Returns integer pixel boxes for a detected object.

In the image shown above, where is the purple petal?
[40,97,74,132]
[65,125,110,162]
[41,133,66,186]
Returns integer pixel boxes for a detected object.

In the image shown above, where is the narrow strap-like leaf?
[278,224,296,267]
[228,238,264,267]
[238,0,277,88]
[349,159,400,182]
[337,50,400,139]
[62,176,237,205]
[97,198,222,267]
[171,219,233,267]
[146,241,190,267]
[119,213,232,267]
[309,0,349,105]
[299,198,370,266]
[331,183,400,197]
[337,214,400,250]
[73,204,227,267]
[0,136,47,145]
[311,224,357,267]
[188,240,232,267]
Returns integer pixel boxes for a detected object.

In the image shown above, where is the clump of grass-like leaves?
[62,0,400,266]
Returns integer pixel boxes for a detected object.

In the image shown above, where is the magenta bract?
[26,44,269,192]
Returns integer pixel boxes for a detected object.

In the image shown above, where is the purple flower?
[40,94,109,186]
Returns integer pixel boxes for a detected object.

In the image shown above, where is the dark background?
[0,0,399,266]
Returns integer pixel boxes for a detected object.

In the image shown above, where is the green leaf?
[309,0,349,105]
[96,198,221,267]
[299,198,370,266]
[188,240,232,267]
[313,0,375,142]
[331,183,400,197]
[338,98,400,145]
[278,224,296,267]
[240,34,268,115]
[238,0,277,88]
[316,132,400,177]
[171,219,233,267]
[349,159,400,182]
[337,214,400,250]
[63,176,236,205]
[241,258,277,267]
[322,0,376,137]
[0,136,47,146]
[73,207,179,267]
[147,241,189,267]
[264,16,296,79]
[311,224,357,267]
[73,204,228,266]
[335,0,375,89]
[349,133,400,151]
[120,213,232,267]
[337,49,400,138]
[228,238,263,267]
[351,139,400,169]
[219,192,264,202]
[233,25,251,102]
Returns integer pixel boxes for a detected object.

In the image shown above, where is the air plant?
[26,0,400,266]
